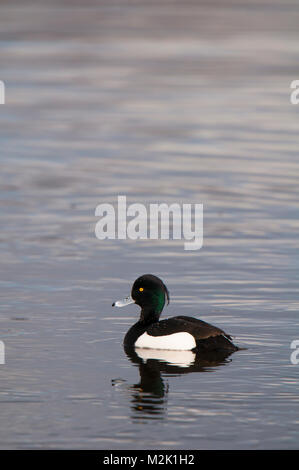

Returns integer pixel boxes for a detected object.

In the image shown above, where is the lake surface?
[0,0,299,449]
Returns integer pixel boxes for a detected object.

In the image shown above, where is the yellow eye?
[139,287,144,292]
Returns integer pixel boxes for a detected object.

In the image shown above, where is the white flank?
[135,331,196,350]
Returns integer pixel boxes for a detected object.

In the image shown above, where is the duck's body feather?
[150,316,237,351]
[124,316,237,352]
[147,316,226,339]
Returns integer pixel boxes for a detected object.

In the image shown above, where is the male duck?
[113,274,239,352]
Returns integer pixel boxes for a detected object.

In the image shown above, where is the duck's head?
[112,274,170,323]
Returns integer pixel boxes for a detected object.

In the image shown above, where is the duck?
[112,274,239,353]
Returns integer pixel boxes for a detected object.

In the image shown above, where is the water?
[0,0,299,449]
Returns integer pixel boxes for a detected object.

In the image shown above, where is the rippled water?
[0,0,299,449]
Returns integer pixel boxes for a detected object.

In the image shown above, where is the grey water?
[0,0,299,450]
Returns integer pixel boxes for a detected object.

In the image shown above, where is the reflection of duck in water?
[113,274,239,353]
[119,343,235,420]
[123,347,169,419]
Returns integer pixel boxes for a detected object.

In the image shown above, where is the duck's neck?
[139,306,162,325]
[138,291,166,325]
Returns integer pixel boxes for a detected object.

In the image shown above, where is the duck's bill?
[112,295,135,307]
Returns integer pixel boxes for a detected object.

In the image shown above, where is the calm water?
[0,0,299,449]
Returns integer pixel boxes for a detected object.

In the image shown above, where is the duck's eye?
[139,287,144,292]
